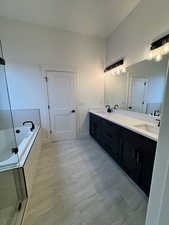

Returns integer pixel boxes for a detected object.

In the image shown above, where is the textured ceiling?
[0,0,140,38]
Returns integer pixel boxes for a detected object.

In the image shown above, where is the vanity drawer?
[102,119,121,133]
[103,128,114,139]
[102,137,121,162]
[102,118,113,129]
[102,120,121,162]
[122,128,144,147]
[102,139,113,156]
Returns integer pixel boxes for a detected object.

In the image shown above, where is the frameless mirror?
[105,55,168,115]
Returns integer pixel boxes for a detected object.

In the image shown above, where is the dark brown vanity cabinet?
[121,129,157,195]
[102,119,121,163]
[121,129,143,185]
[139,140,156,195]
[89,113,102,145]
[89,113,157,196]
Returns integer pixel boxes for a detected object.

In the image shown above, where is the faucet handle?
[154,110,160,117]
[113,104,120,110]
[155,118,161,127]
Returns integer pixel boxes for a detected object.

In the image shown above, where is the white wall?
[106,0,169,67]
[0,18,105,140]
[145,65,169,225]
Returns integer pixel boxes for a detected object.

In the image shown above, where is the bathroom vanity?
[89,110,157,196]
[100,56,169,196]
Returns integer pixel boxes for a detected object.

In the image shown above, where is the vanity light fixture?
[104,59,126,75]
[148,34,169,61]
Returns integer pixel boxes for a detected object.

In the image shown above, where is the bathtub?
[0,125,40,170]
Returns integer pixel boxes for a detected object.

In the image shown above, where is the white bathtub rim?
[19,126,40,167]
[0,126,40,171]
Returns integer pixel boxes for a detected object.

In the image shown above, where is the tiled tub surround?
[89,109,159,141]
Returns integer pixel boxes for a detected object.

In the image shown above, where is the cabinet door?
[89,113,95,137]
[89,113,98,138]
[89,113,102,144]
[139,140,156,195]
[121,129,143,184]
[121,128,157,195]
[102,119,121,162]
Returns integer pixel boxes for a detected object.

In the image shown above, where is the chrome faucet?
[105,105,111,113]
[113,104,120,110]
[154,110,160,117]
[23,121,35,131]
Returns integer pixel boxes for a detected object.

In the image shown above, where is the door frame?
[40,65,78,142]
[128,76,149,113]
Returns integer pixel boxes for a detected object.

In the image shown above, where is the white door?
[130,78,148,113]
[46,71,76,141]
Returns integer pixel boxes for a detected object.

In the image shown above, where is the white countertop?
[89,110,159,142]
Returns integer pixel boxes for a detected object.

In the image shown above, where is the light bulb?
[113,70,116,75]
[148,51,154,60]
[116,69,120,75]
[111,70,115,76]
[121,67,126,73]
[155,54,162,62]
[164,43,169,54]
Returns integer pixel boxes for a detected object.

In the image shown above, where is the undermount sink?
[134,124,159,134]
[96,111,110,116]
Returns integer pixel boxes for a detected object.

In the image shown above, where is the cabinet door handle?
[136,152,140,164]
[136,151,143,164]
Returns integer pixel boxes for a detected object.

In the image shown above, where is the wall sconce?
[104,59,126,75]
[148,34,169,61]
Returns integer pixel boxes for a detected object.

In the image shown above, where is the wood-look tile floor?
[23,138,147,225]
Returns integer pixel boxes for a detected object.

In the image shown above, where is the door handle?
[71,110,76,113]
